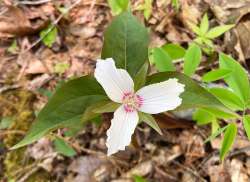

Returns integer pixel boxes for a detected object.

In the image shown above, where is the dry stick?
[0,130,26,136]
[172,161,207,182]
[17,166,40,182]
[0,84,20,93]
[16,0,52,5]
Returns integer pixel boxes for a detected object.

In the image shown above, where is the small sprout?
[54,62,70,76]
[7,40,18,54]
[190,13,234,54]
[40,24,58,48]
[135,0,153,20]
[107,0,130,15]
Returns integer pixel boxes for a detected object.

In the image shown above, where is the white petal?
[136,78,185,114]
[94,58,134,103]
[106,105,138,156]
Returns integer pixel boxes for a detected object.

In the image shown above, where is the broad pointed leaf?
[102,12,149,77]
[206,25,234,39]
[204,125,228,143]
[139,112,162,135]
[12,76,106,149]
[200,13,209,35]
[162,43,186,60]
[243,115,250,140]
[220,123,237,161]
[152,47,176,72]
[209,87,244,111]
[219,53,250,103]
[184,43,202,76]
[202,69,231,82]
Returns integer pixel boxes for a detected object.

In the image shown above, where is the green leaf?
[53,137,76,157]
[194,37,203,45]
[204,125,228,143]
[0,117,14,129]
[102,12,149,78]
[200,13,209,35]
[202,69,231,82]
[204,107,237,119]
[146,72,232,113]
[40,24,58,48]
[162,43,186,60]
[37,88,53,99]
[206,24,234,39]
[152,48,176,72]
[11,76,106,149]
[211,120,220,134]
[134,62,149,91]
[54,62,70,75]
[92,101,120,113]
[219,53,250,104]
[133,175,148,182]
[143,0,153,20]
[243,115,250,140]
[138,112,162,135]
[184,43,202,76]
[107,0,129,15]
[190,23,202,35]
[202,37,214,48]
[57,6,69,15]
[193,109,216,125]
[81,102,104,124]
[171,0,180,11]
[209,87,245,111]
[7,40,18,54]
[220,123,237,161]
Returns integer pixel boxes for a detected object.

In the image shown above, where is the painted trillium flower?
[94,58,185,156]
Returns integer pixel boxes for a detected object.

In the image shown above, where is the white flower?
[94,58,185,156]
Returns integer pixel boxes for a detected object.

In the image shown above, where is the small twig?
[198,145,250,172]
[16,0,52,5]
[155,166,178,181]
[0,84,20,94]
[17,166,40,182]
[0,130,26,136]
[12,162,38,177]
[86,0,97,16]
[172,161,207,182]
[228,145,250,158]
[82,1,108,7]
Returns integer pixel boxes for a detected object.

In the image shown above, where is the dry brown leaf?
[65,156,110,182]
[0,6,48,37]
[207,162,231,182]
[229,159,249,182]
[154,113,194,129]
[25,59,50,74]
[180,0,203,31]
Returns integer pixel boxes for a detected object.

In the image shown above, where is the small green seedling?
[135,0,153,20]
[190,13,234,54]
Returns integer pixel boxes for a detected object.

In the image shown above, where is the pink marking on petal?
[135,94,144,108]
[122,93,144,112]
[124,105,134,113]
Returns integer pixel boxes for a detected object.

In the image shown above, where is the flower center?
[122,92,143,112]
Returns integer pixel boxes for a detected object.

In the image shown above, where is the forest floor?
[1,0,250,181]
